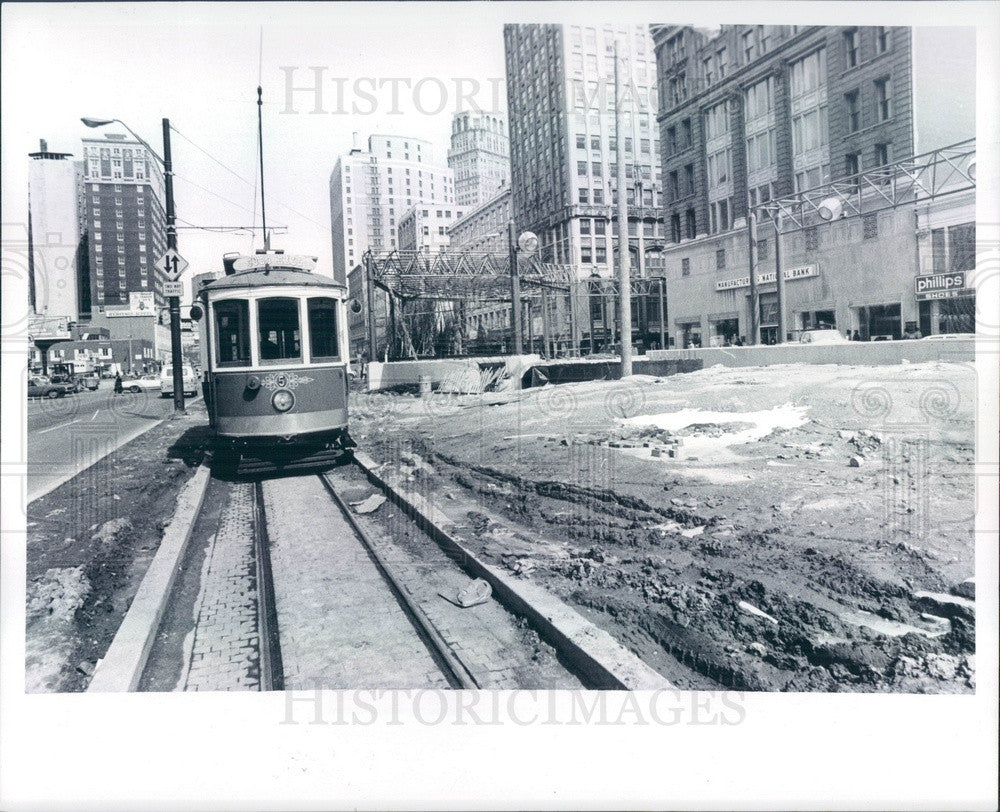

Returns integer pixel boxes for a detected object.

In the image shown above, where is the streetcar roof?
[201,267,346,293]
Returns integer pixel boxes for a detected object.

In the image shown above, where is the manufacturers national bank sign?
[915,271,970,300]
[716,265,818,292]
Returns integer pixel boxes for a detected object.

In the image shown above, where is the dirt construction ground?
[352,360,977,693]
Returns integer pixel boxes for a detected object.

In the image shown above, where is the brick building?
[650,25,976,345]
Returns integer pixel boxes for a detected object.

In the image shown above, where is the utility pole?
[163,118,185,413]
[747,204,760,345]
[773,209,786,344]
[614,39,633,376]
[364,253,378,362]
[508,220,523,355]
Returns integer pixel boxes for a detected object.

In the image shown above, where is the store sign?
[915,271,969,300]
[715,265,818,291]
[106,291,156,317]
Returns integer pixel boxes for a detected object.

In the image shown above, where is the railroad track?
[107,454,669,693]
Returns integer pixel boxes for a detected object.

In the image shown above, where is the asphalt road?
[26,384,201,503]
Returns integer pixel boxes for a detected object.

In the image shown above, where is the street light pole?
[773,209,786,344]
[162,118,185,413]
[614,39,633,377]
[508,220,523,355]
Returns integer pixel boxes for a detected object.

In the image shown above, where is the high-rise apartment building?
[650,25,976,346]
[447,112,510,208]
[328,134,456,284]
[503,23,664,276]
[78,132,167,316]
[27,140,83,322]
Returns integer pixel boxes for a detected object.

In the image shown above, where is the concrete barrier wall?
[645,340,975,367]
[368,355,542,392]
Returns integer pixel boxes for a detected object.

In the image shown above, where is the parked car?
[799,328,848,345]
[160,364,199,397]
[27,375,72,399]
[920,332,976,340]
[126,374,162,393]
[81,373,100,391]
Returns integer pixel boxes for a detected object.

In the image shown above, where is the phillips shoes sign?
[915,272,968,300]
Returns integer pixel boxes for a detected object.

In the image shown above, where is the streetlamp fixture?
[817,197,845,221]
[82,114,185,413]
[81,117,165,164]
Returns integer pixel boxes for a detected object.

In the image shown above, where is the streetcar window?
[257,297,301,364]
[214,299,250,367]
[307,297,339,361]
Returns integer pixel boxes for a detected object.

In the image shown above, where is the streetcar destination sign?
[915,271,968,300]
[716,264,818,291]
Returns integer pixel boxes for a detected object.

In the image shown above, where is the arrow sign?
[157,248,189,281]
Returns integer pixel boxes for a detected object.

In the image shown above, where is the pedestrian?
[852,330,861,342]
[113,372,124,395]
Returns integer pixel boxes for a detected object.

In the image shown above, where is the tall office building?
[503,23,664,276]
[650,25,976,345]
[27,139,84,322]
[79,132,167,316]
[447,111,510,208]
[328,134,456,284]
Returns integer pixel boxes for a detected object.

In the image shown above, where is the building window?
[578,188,589,203]
[863,213,878,239]
[685,209,696,239]
[757,238,769,260]
[593,187,604,204]
[846,151,862,178]
[681,257,691,276]
[581,246,593,263]
[666,126,676,155]
[671,213,681,243]
[580,218,591,235]
[591,161,602,177]
[844,29,859,68]
[595,246,607,263]
[845,90,860,132]
[716,248,726,269]
[743,30,755,63]
[875,78,891,121]
[876,27,891,54]
[577,160,587,176]
[684,164,695,195]
[805,226,819,251]
[875,142,891,167]
[576,134,586,149]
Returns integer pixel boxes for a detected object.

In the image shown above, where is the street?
[27,385,200,502]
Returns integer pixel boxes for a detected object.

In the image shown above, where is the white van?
[160,364,199,397]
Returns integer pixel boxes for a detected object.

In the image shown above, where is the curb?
[87,460,212,692]
[353,450,673,690]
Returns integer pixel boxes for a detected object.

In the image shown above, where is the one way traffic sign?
[157,248,189,281]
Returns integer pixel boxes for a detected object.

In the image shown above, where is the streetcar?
[193,249,356,474]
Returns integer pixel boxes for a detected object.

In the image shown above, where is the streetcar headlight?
[271,389,294,412]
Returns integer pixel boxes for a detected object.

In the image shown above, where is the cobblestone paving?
[263,475,449,690]
[176,482,260,691]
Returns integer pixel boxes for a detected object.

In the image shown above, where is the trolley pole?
[614,39,633,377]
[163,118,185,414]
[508,220,523,356]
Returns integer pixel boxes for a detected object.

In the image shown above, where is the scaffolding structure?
[360,249,669,360]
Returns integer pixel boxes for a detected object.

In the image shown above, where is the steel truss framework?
[756,139,976,232]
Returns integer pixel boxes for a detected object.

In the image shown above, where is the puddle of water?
[622,404,809,464]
